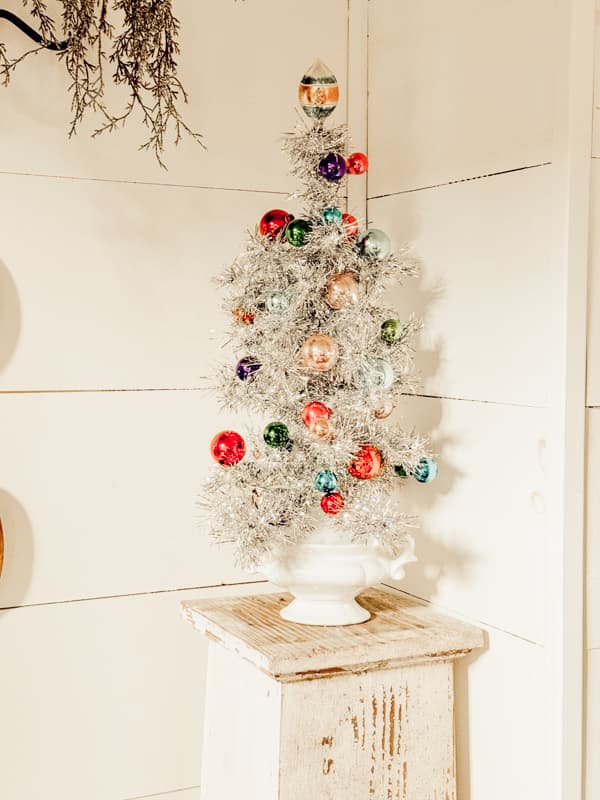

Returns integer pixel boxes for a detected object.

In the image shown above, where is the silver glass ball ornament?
[359,229,392,260]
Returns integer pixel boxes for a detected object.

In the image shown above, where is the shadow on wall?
[0,489,34,612]
[0,259,21,371]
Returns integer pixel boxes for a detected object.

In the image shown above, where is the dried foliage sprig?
[0,0,203,166]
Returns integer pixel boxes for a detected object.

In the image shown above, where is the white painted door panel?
[369,165,554,407]
[0,390,261,608]
[587,409,600,648]
[0,0,348,191]
[586,161,600,405]
[386,396,547,645]
[368,0,556,196]
[586,650,600,800]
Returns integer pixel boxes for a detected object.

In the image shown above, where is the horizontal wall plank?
[0,583,266,800]
[0,391,259,608]
[0,178,294,391]
[387,396,547,644]
[587,409,600,648]
[368,0,556,196]
[369,166,554,407]
[586,649,600,800]
[587,161,600,405]
[454,625,544,800]
[125,790,200,800]
[0,0,348,190]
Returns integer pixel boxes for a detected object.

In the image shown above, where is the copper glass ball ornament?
[298,58,339,120]
[300,333,339,372]
[309,417,332,439]
[373,396,394,419]
[323,271,359,310]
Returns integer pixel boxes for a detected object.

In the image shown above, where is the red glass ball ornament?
[210,430,246,466]
[232,307,254,325]
[321,492,344,515]
[342,213,359,237]
[301,401,332,427]
[259,209,294,240]
[348,444,383,480]
[346,152,369,175]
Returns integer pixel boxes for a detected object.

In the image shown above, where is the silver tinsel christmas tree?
[201,59,436,571]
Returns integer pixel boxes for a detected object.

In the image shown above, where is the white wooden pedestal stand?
[183,587,484,800]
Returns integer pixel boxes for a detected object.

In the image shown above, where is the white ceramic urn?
[260,523,416,626]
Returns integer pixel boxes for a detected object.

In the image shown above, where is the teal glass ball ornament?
[381,319,402,343]
[266,291,289,315]
[360,357,394,390]
[314,469,338,493]
[413,457,438,483]
[359,229,392,260]
[286,219,311,247]
[322,207,343,225]
[264,421,290,448]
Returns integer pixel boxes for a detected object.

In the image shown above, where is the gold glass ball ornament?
[300,333,339,372]
[324,272,359,310]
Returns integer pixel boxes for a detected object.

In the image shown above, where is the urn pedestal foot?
[280,595,370,626]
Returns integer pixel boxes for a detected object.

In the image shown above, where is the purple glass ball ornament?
[318,153,346,183]
[236,356,262,381]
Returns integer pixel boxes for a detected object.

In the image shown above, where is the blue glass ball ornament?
[286,218,312,247]
[321,207,343,225]
[413,458,438,484]
[360,357,395,390]
[318,153,347,182]
[236,356,262,381]
[359,229,392,260]
[314,469,338,493]
[266,291,290,315]
[264,421,290,448]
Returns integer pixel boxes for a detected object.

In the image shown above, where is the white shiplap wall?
[0,3,349,799]
[369,2,592,800]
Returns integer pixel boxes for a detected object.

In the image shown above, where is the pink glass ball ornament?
[323,271,359,310]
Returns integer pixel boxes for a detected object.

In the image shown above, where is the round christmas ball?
[394,464,408,478]
[413,457,438,484]
[232,307,254,325]
[263,421,290,449]
[359,229,392,260]
[324,271,359,310]
[210,430,246,466]
[346,152,369,175]
[266,291,290,315]
[236,356,262,381]
[259,209,293,239]
[286,218,311,247]
[342,213,359,237]
[314,469,338,493]
[348,444,384,480]
[373,396,394,419]
[321,492,344,515]
[360,358,395,390]
[318,153,347,182]
[298,58,339,120]
[381,318,402,343]
[322,207,343,225]
[309,417,332,439]
[300,333,339,372]
[301,401,332,427]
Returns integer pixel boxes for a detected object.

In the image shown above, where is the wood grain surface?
[183,587,484,681]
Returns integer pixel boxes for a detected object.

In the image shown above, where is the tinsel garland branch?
[200,120,434,571]
[0,0,202,165]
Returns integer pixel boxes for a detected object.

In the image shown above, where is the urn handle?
[387,535,417,580]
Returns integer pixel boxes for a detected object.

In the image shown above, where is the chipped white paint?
[184,588,483,800]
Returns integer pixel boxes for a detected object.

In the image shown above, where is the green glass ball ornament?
[264,421,290,449]
[314,469,338,493]
[266,291,290,316]
[360,357,395,390]
[286,219,311,247]
[394,465,408,478]
[413,458,438,483]
[359,229,392,260]
[381,319,402,343]
[322,207,343,225]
